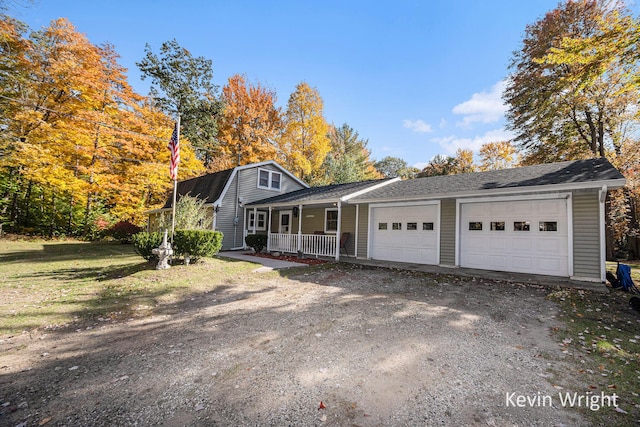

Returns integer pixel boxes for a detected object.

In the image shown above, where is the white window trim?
[324,208,338,234]
[248,211,267,231]
[257,168,282,192]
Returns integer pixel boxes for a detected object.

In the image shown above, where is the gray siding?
[440,199,456,265]
[573,190,601,279]
[356,204,369,258]
[218,165,306,249]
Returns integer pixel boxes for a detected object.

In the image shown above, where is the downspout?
[335,201,342,261]
[233,170,240,248]
[354,204,359,258]
[599,185,608,283]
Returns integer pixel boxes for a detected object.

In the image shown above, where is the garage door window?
[392,222,402,230]
[539,221,558,232]
[378,222,388,230]
[469,222,483,231]
[491,221,505,231]
[407,222,417,230]
[514,221,530,231]
[423,222,434,231]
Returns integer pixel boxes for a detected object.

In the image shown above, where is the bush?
[108,221,143,243]
[131,231,163,261]
[245,234,267,254]
[173,230,223,263]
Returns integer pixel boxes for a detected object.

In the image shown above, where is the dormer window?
[258,169,282,191]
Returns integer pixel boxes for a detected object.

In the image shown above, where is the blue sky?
[9,0,604,169]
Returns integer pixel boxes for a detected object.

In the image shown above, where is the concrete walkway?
[218,251,308,273]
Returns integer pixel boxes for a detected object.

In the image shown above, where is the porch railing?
[269,233,337,258]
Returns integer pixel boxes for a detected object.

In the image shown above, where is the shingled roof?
[350,158,625,202]
[162,168,234,209]
[248,178,395,206]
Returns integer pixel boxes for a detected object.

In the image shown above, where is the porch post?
[212,206,217,231]
[252,207,257,234]
[297,204,303,253]
[335,201,342,261]
[267,206,272,252]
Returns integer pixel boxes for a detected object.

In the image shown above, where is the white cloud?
[413,161,429,170]
[452,80,507,127]
[403,119,433,133]
[432,128,514,155]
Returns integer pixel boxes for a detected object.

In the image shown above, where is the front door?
[279,210,292,234]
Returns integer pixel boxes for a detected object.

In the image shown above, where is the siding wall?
[218,165,306,249]
[356,204,369,258]
[572,190,601,279]
[439,199,456,265]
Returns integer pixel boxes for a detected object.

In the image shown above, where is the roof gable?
[162,168,234,209]
[248,178,396,206]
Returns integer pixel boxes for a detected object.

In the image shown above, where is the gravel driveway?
[1,263,585,426]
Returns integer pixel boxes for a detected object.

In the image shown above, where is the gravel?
[1,264,586,426]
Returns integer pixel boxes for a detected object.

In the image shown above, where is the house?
[147,161,308,250]
[247,158,625,282]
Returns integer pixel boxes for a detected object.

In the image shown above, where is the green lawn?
[0,239,259,335]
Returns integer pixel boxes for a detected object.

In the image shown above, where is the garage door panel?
[371,204,439,265]
[461,199,569,277]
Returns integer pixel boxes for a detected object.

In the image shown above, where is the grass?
[606,260,640,283]
[0,239,259,336]
[548,283,640,426]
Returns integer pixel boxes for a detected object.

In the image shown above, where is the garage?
[370,203,439,264]
[459,198,569,276]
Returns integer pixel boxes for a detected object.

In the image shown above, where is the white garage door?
[460,199,569,276]
[370,204,438,264]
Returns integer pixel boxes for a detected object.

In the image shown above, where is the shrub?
[173,230,223,263]
[245,234,267,254]
[131,231,163,261]
[108,221,143,243]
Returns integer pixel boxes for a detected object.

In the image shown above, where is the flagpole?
[170,116,180,244]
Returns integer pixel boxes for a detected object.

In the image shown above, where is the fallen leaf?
[318,401,326,410]
[615,407,628,414]
[38,417,52,426]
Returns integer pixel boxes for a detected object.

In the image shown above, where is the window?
[407,222,417,230]
[378,222,388,230]
[539,221,557,232]
[248,211,267,231]
[257,168,282,191]
[514,221,530,231]
[423,222,434,231]
[469,222,483,231]
[392,222,402,230]
[491,222,505,231]
[325,209,338,233]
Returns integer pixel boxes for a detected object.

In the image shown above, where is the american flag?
[168,122,180,180]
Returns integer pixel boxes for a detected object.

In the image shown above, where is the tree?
[417,149,476,177]
[278,82,331,183]
[374,156,418,179]
[478,141,520,171]
[214,74,282,170]
[137,39,223,167]
[504,0,639,163]
[316,123,381,185]
[0,17,203,236]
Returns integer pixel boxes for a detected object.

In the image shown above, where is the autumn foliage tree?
[213,74,282,170]
[0,16,203,237]
[478,141,519,171]
[278,82,331,183]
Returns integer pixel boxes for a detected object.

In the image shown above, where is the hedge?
[131,231,163,261]
[173,230,223,263]
[245,234,267,253]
